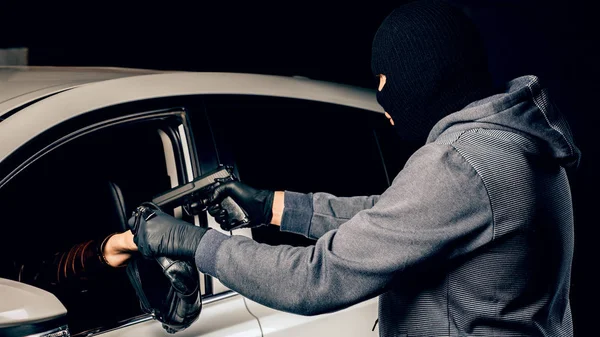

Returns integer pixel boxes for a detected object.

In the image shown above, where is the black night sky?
[2,1,599,335]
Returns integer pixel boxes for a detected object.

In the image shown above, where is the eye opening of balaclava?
[371,0,495,144]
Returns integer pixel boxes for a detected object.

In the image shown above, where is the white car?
[0,66,410,337]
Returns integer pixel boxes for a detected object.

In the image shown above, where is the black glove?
[128,203,209,259]
[207,181,274,230]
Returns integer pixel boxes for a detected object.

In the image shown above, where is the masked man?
[129,1,579,335]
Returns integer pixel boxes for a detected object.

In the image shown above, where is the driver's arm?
[17,231,137,289]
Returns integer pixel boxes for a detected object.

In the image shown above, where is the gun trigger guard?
[182,205,192,217]
[144,211,156,221]
[214,177,232,184]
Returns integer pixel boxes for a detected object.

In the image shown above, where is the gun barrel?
[153,182,194,207]
[191,168,232,190]
[152,167,233,207]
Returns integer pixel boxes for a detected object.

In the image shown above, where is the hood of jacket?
[427,75,580,169]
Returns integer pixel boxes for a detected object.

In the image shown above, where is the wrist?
[271,191,285,226]
[106,231,137,254]
[102,232,135,268]
[181,224,210,258]
[120,230,138,252]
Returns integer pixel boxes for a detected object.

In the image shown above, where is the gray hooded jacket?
[196,75,579,336]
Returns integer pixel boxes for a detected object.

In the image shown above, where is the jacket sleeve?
[15,235,116,292]
[280,191,380,240]
[195,144,494,315]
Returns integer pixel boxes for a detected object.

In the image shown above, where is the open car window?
[0,114,196,335]
[201,95,415,247]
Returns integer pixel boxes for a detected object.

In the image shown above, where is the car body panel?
[98,294,261,337]
[0,278,67,327]
[244,297,379,337]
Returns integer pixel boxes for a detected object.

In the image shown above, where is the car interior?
[0,119,178,335]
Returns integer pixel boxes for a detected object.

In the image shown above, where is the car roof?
[0,68,383,163]
[0,66,165,113]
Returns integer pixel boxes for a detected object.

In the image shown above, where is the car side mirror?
[0,278,70,337]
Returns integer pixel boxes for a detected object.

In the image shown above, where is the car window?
[201,95,414,247]
[0,117,189,335]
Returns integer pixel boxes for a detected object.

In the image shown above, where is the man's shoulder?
[399,141,478,182]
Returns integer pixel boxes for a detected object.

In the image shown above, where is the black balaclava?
[371,0,494,144]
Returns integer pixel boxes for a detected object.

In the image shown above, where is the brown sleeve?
[18,234,119,290]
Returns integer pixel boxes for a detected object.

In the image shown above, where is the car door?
[197,94,418,336]
[0,100,261,337]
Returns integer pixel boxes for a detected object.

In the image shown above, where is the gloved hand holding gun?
[130,165,276,257]
[128,165,244,257]
[129,164,278,258]
[206,181,275,230]
[152,164,261,231]
[152,163,275,231]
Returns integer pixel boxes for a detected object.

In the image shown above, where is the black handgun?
[152,165,250,230]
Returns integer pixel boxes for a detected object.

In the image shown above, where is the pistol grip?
[220,196,250,231]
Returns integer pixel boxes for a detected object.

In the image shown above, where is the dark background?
[2,0,598,335]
